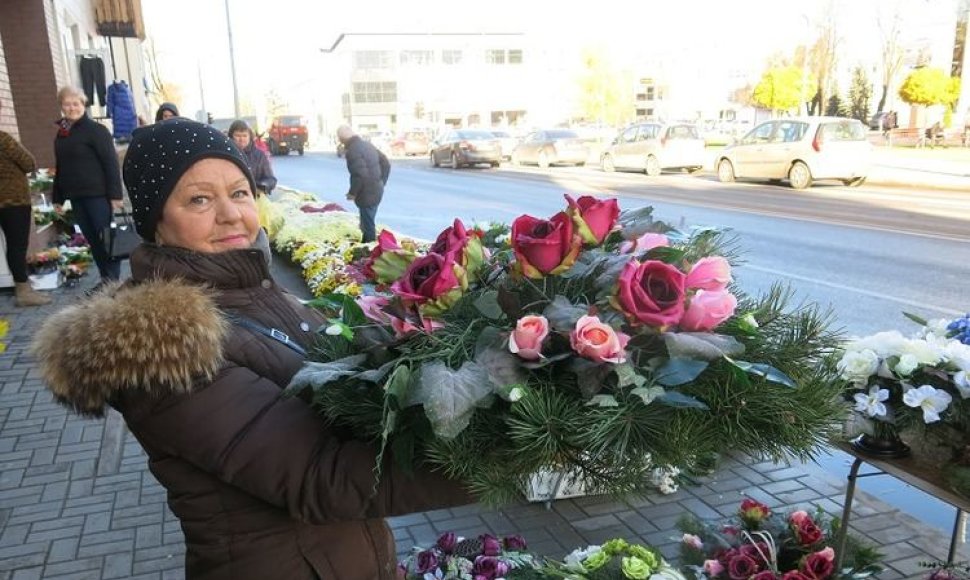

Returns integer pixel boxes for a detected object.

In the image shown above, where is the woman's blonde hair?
[57,86,87,106]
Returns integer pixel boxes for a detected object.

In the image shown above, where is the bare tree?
[807,2,840,116]
[876,3,905,114]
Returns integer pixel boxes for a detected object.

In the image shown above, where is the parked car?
[363,130,394,155]
[267,115,308,156]
[714,116,871,189]
[511,129,589,168]
[429,129,502,168]
[490,130,519,160]
[600,122,707,175]
[390,131,431,156]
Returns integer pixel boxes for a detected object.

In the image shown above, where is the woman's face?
[231,130,251,150]
[61,96,85,121]
[155,158,259,253]
[161,110,176,120]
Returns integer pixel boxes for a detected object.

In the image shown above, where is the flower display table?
[832,439,968,570]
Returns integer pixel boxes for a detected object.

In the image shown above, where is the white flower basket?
[29,271,61,290]
[524,469,588,503]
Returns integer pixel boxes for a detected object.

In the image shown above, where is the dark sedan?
[430,129,502,168]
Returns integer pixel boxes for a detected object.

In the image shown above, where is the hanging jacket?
[106,81,138,140]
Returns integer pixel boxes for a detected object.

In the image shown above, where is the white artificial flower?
[953,371,970,399]
[650,566,688,580]
[921,318,951,340]
[944,342,970,371]
[902,384,953,423]
[853,386,889,417]
[847,331,907,358]
[564,546,598,572]
[900,338,944,366]
[324,323,343,336]
[894,353,920,377]
[837,349,880,383]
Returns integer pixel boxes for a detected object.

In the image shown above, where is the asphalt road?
[273,151,968,337]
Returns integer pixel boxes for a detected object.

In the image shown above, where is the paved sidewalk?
[1,276,966,579]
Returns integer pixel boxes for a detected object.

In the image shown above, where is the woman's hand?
[111,199,124,211]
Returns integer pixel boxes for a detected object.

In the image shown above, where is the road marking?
[744,264,964,317]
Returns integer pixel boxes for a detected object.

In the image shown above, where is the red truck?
[266,115,308,156]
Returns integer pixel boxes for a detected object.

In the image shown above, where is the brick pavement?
[1,276,966,579]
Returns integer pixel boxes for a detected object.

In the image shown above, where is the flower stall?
[283,194,847,507]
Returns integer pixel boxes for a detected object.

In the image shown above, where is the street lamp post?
[224,0,241,118]
[800,13,812,116]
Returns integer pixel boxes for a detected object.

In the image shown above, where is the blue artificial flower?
[948,314,970,345]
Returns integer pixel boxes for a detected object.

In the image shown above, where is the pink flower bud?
[619,232,669,254]
[509,315,550,360]
[686,257,732,291]
[680,289,737,332]
[570,315,630,364]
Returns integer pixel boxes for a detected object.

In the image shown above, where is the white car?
[714,117,871,189]
[490,130,519,160]
[600,123,707,175]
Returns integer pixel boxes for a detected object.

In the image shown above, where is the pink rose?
[801,546,835,578]
[728,554,760,580]
[570,315,629,364]
[389,315,444,338]
[789,511,810,525]
[781,572,812,580]
[363,230,415,284]
[511,212,582,279]
[686,257,732,291]
[614,259,686,328]
[680,289,737,331]
[704,559,725,576]
[682,533,704,550]
[356,295,391,324]
[564,194,620,245]
[509,315,549,360]
[619,232,670,254]
[792,517,824,546]
[390,253,465,316]
[751,572,778,580]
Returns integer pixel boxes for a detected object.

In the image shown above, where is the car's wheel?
[601,154,615,173]
[431,152,439,168]
[490,161,500,168]
[843,176,866,187]
[575,161,585,167]
[537,151,550,169]
[716,159,735,183]
[451,151,462,169]
[297,147,304,156]
[645,155,661,177]
[268,140,278,156]
[788,161,812,189]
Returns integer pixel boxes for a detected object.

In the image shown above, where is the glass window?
[821,121,866,141]
[666,125,699,140]
[486,49,506,64]
[352,82,397,103]
[508,49,523,64]
[546,130,578,139]
[645,87,655,100]
[621,126,638,143]
[353,50,392,69]
[773,121,809,143]
[638,125,660,140]
[400,50,434,65]
[744,122,775,144]
[442,50,463,65]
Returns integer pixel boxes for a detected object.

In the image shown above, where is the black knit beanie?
[123,118,256,241]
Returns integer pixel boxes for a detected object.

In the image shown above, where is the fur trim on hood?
[32,279,228,417]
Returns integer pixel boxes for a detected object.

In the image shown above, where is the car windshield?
[546,130,579,139]
[279,116,303,126]
[820,121,866,141]
[666,125,700,139]
[458,130,496,140]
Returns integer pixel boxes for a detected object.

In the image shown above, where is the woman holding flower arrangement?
[33,119,471,580]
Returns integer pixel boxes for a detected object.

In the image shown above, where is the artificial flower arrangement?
[398,532,543,579]
[838,313,970,462]
[286,195,846,505]
[547,538,685,579]
[28,169,53,194]
[923,563,970,579]
[26,248,61,275]
[678,499,881,579]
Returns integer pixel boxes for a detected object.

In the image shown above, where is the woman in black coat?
[52,86,123,288]
[228,120,276,195]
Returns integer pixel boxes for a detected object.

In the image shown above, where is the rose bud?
[686,256,732,291]
[564,194,620,246]
[509,315,549,360]
[570,315,630,364]
[680,289,737,332]
[511,212,582,279]
[619,232,669,254]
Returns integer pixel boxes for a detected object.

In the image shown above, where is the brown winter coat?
[33,243,472,579]
[0,130,36,208]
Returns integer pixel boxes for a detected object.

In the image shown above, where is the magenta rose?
[356,295,391,324]
[479,534,502,557]
[704,559,726,576]
[800,547,835,579]
[389,314,444,338]
[435,532,458,554]
[509,315,549,360]
[728,554,760,580]
[570,315,630,364]
[511,212,582,279]
[739,542,771,564]
[619,232,669,254]
[390,253,465,316]
[363,230,415,284]
[415,549,439,573]
[680,289,737,331]
[751,572,779,580]
[431,218,485,277]
[614,259,686,328]
[781,572,812,580]
[473,555,509,579]
[503,534,527,551]
[686,256,732,291]
[790,514,824,546]
[565,194,620,245]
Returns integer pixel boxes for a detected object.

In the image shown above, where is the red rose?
[390,253,465,316]
[793,517,824,546]
[614,259,686,328]
[728,554,760,580]
[739,498,771,526]
[751,572,778,580]
[511,212,581,279]
[363,230,415,284]
[564,194,619,245]
[431,219,485,278]
[739,542,771,565]
[781,572,812,580]
[800,547,835,579]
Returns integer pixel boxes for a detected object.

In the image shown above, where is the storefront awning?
[94,0,145,40]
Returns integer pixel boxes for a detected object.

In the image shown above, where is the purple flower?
[436,532,458,554]
[473,555,510,579]
[503,534,528,551]
[479,533,501,557]
[415,549,439,573]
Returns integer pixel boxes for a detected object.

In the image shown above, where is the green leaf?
[542,295,587,332]
[475,344,528,389]
[340,294,367,327]
[643,246,686,264]
[474,326,504,356]
[569,358,612,398]
[411,361,495,439]
[385,365,411,407]
[727,359,797,388]
[283,354,367,397]
[655,357,709,386]
[305,293,344,313]
[902,311,928,327]
[357,361,395,383]
[587,394,619,407]
[614,363,647,387]
[657,391,710,410]
[474,290,504,319]
[663,332,745,361]
[631,386,665,405]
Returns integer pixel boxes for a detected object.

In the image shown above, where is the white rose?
[954,371,970,399]
[894,353,920,377]
[849,331,907,358]
[838,349,880,383]
[900,338,944,366]
[944,342,970,371]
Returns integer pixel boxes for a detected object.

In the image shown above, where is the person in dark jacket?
[228,120,276,194]
[154,102,179,122]
[0,100,51,306]
[32,118,471,580]
[337,125,389,243]
[52,86,124,288]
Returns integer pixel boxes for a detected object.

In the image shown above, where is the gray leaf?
[411,361,495,439]
[543,295,587,332]
[474,291,504,319]
[476,344,528,389]
[663,332,745,361]
[284,354,368,396]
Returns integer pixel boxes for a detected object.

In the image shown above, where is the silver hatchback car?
[715,117,871,189]
[600,123,707,176]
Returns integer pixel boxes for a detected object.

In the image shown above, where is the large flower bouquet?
[678,499,881,579]
[838,313,970,460]
[287,195,845,504]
